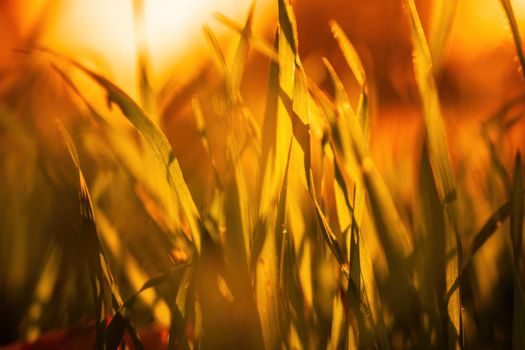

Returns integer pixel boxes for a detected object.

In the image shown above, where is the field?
[0,0,524,349]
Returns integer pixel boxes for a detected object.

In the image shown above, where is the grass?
[0,0,524,349]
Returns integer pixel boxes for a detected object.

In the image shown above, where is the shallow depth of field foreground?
[0,0,525,349]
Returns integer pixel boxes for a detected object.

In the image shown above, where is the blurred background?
[2,0,524,175]
[1,0,524,347]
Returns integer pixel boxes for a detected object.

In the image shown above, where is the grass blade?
[511,153,525,349]
[132,0,155,116]
[56,120,107,349]
[213,12,279,63]
[428,0,457,72]
[49,51,202,254]
[56,119,144,349]
[329,21,366,88]
[406,1,462,346]
[445,195,518,302]
[511,153,523,264]
[320,53,389,349]
[500,0,525,79]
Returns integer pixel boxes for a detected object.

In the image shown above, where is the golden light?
[40,0,269,98]
[454,0,525,53]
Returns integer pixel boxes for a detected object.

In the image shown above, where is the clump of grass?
[1,0,524,349]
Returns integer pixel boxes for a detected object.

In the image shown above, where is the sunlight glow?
[42,0,266,97]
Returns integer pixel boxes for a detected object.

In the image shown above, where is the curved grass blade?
[114,264,191,317]
[51,64,180,232]
[48,50,202,254]
[500,0,525,79]
[94,209,171,328]
[445,195,517,301]
[106,265,191,350]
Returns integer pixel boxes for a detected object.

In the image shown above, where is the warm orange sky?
[44,0,271,96]
[1,0,271,99]
[3,0,525,104]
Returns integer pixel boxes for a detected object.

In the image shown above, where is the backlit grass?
[0,0,524,349]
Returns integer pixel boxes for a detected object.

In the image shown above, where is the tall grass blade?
[321,54,389,349]
[406,1,461,346]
